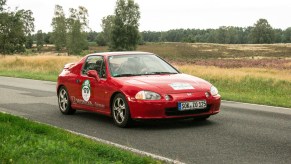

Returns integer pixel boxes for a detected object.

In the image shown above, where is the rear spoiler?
[63,63,76,69]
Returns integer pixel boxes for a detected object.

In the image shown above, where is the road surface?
[0,76,290,163]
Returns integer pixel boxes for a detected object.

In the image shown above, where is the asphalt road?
[0,76,290,164]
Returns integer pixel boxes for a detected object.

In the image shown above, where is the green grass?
[1,69,290,108]
[0,112,160,163]
[1,42,290,108]
[207,76,291,108]
[0,70,58,81]
[1,43,289,163]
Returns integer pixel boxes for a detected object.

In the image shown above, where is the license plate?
[178,100,207,111]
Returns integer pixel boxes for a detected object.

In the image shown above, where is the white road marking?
[0,111,184,164]
[222,100,291,110]
[1,76,290,164]
[222,100,291,115]
[67,129,185,164]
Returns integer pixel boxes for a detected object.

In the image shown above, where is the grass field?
[138,42,291,60]
[0,55,80,81]
[177,65,291,107]
[0,42,290,108]
[0,112,160,163]
[0,43,290,163]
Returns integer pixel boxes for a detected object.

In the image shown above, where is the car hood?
[115,74,211,94]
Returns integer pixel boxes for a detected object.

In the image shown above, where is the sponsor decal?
[82,80,91,101]
[169,83,194,90]
[71,96,105,109]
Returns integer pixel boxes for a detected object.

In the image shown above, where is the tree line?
[0,0,34,54]
[40,18,291,46]
[1,0,291,55]
[141,19,291,44]
[0,0,140,55]
[47,0,140,54]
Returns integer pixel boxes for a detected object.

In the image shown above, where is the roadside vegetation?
[0,55,80,81]
[0,43,290,108]
[1,0,290,162]
[0,112,160,163]
[178,65,291,107]
[138,42,291,61]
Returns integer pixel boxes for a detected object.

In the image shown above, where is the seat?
[96,60,106,78]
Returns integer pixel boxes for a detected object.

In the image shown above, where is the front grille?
[165,105,211,116]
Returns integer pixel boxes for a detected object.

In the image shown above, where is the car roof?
[86,51,154,57]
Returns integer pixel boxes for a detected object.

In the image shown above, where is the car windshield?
[108,54,179,77]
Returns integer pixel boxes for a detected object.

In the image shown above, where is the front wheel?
[58,86,76,115]
[112,93,132,128]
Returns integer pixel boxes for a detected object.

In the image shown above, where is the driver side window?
[82,56,106,78]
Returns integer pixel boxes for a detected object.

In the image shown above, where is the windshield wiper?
[147,72,178,75]
[114,74,140,77]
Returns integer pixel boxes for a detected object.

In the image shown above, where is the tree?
[250,19,274,44]
[87,31,98,42]
[0,0,34,54]
[51,5,67,51]
[96,32,107,46]
[100,15,115,45]
[0,12,26,54]
[110,0,140,51]
[17,9,34,36]
[273,29,283,43]
[36,30,44,51]
[44,32,52,44]
[283,27,291,43]
[66,6,89,55]
[216,26,229,44]
[0,0,6,12]
[25,33,33,49]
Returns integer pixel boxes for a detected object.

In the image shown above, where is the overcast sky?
[6,0,291,33]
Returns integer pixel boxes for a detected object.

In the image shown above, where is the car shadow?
[73,110,113,124]
[132,118,219,130]
[73,110,219,130]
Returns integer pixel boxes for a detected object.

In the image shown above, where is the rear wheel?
[112,93,132,128]
[58,86,76,115]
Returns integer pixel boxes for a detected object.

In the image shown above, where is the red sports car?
[57,52,221,127]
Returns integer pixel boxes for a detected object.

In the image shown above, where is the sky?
[6,0,291,33]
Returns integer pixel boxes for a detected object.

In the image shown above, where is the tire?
[112,93,132,128]
[58,86,76,115]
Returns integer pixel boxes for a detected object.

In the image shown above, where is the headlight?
[135,91,161,100]
[210,86,218,96]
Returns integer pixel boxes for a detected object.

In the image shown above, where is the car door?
[73,55,108,112]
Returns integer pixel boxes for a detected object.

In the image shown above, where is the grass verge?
[178,65,291,108]
[0,112,160,163]
[0,55,81,81]
[1,42,290,108]
[0,70,58,81]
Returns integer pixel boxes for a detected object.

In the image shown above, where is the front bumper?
[127,92,221,119]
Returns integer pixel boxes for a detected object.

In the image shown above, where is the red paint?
[57,52,221,119]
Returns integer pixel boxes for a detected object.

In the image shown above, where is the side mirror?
[87,70,100,81]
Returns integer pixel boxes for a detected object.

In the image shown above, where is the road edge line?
[0,111,184,164]
[1,76,290,110]
[222,100,291,110]
[66,129,185,164]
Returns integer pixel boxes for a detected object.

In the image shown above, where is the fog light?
[165,95,170,101]
[205,92,210,98]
